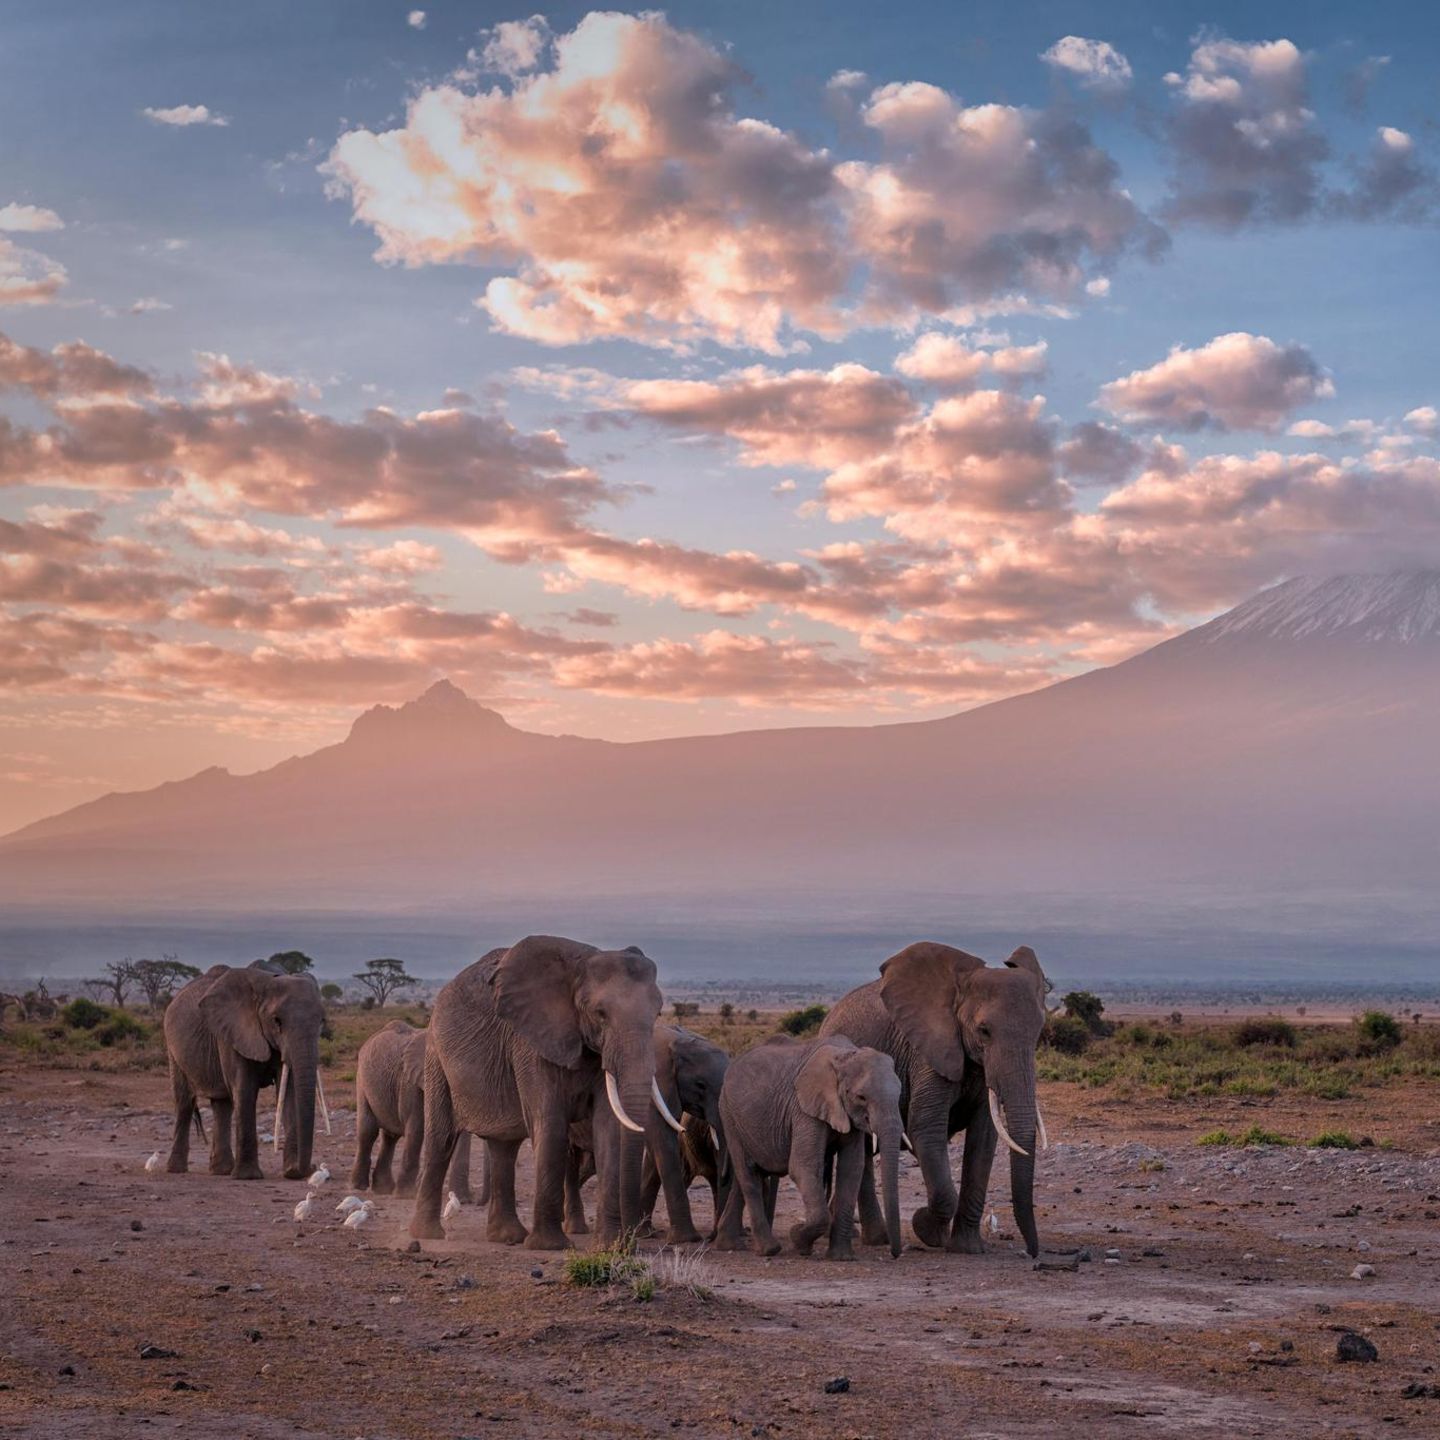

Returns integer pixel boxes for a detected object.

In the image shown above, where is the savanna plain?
[4,1000,1440,1440]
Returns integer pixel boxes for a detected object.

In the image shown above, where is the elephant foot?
[911,1205,952,1249]
[948,1225,986,1255]
[752,1235,782,1258]
[207,1156,231,1176]
[666,1226,704,1247]
[825,1244,856,1262]
[282,1164,311,1181]
[713,1232,745,1252]
[371,1176,395,1196]
[789,1222,823,1256]
[231,1161,264,1181]
[564,1217,590,1236]
[633,1220,661,1241]
[523,1228,572,1252]
[167,1155,188,1174]
[411,1215,446,1241]
[860,1223,890,1247]
[487,1217,530,1246]
[394,1181,418,1200]
[349,1172,370,1192]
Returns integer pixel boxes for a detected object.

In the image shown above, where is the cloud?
[894,333,988,390]
[327,12,1158,352]
[356,539,444,575]
[1163,37,1326,227]
[1405,406,1438,438]
[1040,37,1133,94]
[407,9,426,29]
[1097,332,1333,432]
[0,332,153,398]
[0,204,64,233]
[476,15,550,75]
[1057,421,1145,485]
[141,104,230,128]
[0,234,66,306]
[1331,127,1435,221]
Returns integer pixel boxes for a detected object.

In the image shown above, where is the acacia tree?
[265,950,315,975]
[132,955,201,1010]
[86,960,138,1009]
[353,958,417,1007]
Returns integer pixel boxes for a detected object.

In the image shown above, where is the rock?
[139,1343,178,1360]
[1401,1382,1440,1399]
[452,1274,476,1291]
[129,1220,143,1233]
[1103,1258,1121,1266]
[1034,1255,1079,1272]
[1336,1331,1379,1363]
[1351,1264,1377,1280]
[171,1379,200,1392]
[1077,1247,1093,1262]
[406,1240,421,1254]
[1357,1240,1371,1252]
[823,1377,850,1394]
[1104,1247,1121,1258]
[58,1365,75,1377]
[243,1329,262,1344]
[530,1267,544,1279]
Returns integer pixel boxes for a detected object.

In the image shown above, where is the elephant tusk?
[650,1077,685,1134]
[988,1090,1029,1158]
[709,1125,721,1154]
[317,1070,332,1135]
[273,1063,288,1152]
[901,1130,915,1154]
[1037,1103,1049,1153]
[605,1071,645,1134]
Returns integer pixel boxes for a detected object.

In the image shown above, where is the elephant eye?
[978,1022,992,1039]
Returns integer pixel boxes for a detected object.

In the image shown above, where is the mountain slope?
[4,574,1439,911]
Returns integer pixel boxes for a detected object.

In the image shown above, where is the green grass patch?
[1197,1125,1292,1148]
[1309,1131,1360,1149]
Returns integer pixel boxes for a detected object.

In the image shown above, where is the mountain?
[3,573,1439,918]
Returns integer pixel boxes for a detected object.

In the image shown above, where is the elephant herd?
[161,935,1052,1260]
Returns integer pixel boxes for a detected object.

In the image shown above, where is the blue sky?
[0,2,1437,828]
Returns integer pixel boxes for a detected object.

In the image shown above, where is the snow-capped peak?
[1197,571,1440,645]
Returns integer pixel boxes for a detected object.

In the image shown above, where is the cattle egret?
[335,1194,366,1216]
[985,1211,1000,1236]
[342,1201,375,1230]
[308,1165,331,1186]
[442,1190,461,1222]
[294,1193,316,1222]
[143,1151,162,1174]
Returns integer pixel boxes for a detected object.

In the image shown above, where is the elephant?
[163,963,326,1180]
[561,1022,730,1244]
[820,941,1049,1258]
[409,935,673,1249]
[351,1020,472,1199]
[716,1035,903,1260]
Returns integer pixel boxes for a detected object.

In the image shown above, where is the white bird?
[293,1193,317,1222]
[143,1151,162,1175]
[985,1211,1000,1236]
[442,1190,462,1222]
[335,1194,367,1216]
[342,1201,375,1230]
[307,1166,331,1187]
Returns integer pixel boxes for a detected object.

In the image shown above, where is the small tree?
[1062,991,1110,1035]
[778,1004,828,1036]
[672,1000,700,1020]
[320,982,343,1002]
[88,960,138,1009]
[718,1002,734,1025]
[266,950,315,975]
[133,956,201,1011]
[353,957,418,1008]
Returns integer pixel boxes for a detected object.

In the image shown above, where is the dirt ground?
[4,1060,1440,1440]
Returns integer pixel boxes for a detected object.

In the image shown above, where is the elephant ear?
[198,967,271,1063]
[796,1041,853,1134]
[1004,945,1051,996]
[667,1026,723,1114]
[492,935,594,1069]
[878,941,985,1083]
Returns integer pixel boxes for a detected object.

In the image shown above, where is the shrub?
[1041,1014,1091,1055]
[1356,1011,1402,1050]
[1197,1125,1291,1148]
[61,997,109,1030]
[320,983,342,1002]
[1234,1017,1296,1048]
[1310,1131,1360,1149]
[778,1004,828,1036]
[95,1010,147,1047]
[563,1233,653,1300]
[1062,991,1109,1034]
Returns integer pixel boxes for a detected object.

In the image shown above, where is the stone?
[1351,1264,1377,1280]
[1336,1331,1378,1363]
[139,1343,178,1360]
[823,1377,850,1394]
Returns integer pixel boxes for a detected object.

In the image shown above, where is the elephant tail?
[476,1140,491,1207]
[190,1103,206,1143]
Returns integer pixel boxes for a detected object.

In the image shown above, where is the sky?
[1,1,1438,832]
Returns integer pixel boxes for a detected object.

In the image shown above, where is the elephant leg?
[564,1146,590,1235]
[740,1163,781,1257]
[652,1126,702,1246]
[788,1160,832,1258]
[713,1163,747,1252]
[372,1131,398,1194]
[524,1117,572,1251]
[410,1061,458,1241]
[230,1068,262,1180]
[950,1109,998,1254]
[639,1144,662,1227]
[166,1062,195,1174]
[763,1174,779,1227]
[907,1089,958,1248]
[443,1130,472,1205]
[592,1111,622,1246]
[209,1095,234,1175]
[485,1139,528,1245]
[827,1137,865,1260]
[351,1096,379,1191]
[857,1135,887,1246]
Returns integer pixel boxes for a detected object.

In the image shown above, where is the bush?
[1197,1125,1291,1148]
[95,1010,148,1047]
[320,983,342,1002]
[1234,1017,1297,1048]
[778,1004,828,1036]
[1061,991,1110,1036]
[1356,1011,1403,1050]
[1310,1131,1360,1149]
[1041,1014,1091,1055]
[62,997,109,1030]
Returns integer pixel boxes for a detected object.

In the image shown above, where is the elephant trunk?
[284,1041,318,1180]
[607,1037,655,1236]
[875,1116,903,1259]
[991,1062,1039,1258]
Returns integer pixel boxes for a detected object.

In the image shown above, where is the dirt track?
[4,1067,1440,1439]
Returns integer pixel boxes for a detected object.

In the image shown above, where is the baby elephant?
[352,1021,471,1198]
[717,1035,903,1260]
